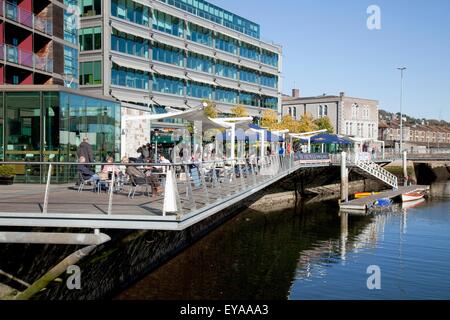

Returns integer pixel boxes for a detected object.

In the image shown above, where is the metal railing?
[354,160,398,189]
[0,155,298,223]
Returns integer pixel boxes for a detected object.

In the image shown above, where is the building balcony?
[0,42,53,73]
[0,0,53,36]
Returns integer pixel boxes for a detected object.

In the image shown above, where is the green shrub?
[0,165,16,177]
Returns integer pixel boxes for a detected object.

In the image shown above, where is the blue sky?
[211,0,450,121]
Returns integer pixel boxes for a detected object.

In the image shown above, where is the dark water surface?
[117,182,450,300]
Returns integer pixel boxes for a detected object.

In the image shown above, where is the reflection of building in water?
[292,213,392,282]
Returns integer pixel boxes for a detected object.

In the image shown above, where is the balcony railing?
[0,42,53,73]
[1,0,53,36]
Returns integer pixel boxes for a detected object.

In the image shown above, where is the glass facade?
[215,33,238,55]
[240,92,259,107]
[261,49,279,67]
[215,61,237,79]
[152,74,184,95]
[80,61,102,86]
[215,88,238,104]
[111,29,150,58]
[187,52,213,73]
[64,46,79,88]
[240,42,260,62]
[64,10,79,45]
[0,91,120,183]
[111,63,149,90]
[153,10,184,37]
[260,73,278,88]
[80,27,102,51]
[187,81,213,99]
[152,43,184,67]
[111,0,150,26]
[187,22,213,47]
[261,96,278,110]
[240,67,259,84]
[157,0,260,39]
[80,0,102,17]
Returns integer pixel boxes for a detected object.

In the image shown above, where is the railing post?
[199,163,210,204]
[249,161,257,186]
[238,161,246,190]
[184,164,196,210]
[340,152,349,202]
[107,171,115,215]
[42,163,52,214]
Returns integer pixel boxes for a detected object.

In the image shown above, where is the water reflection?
[117,182,450,300]
[290,182,450,300]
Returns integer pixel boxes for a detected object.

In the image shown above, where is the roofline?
[282,95,379,105]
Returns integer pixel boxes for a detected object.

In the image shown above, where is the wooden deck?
[339,185,430,211]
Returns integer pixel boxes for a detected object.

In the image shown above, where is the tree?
[202,100,218,118]
[276,115,298,132]
[230,105,249,118]
[260,109,278,130]
[314,116,334,133]
[298,113,318,133]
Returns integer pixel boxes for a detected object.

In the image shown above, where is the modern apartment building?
[0,0,79,87]
[78,0,282,156]
[282,90,379,140]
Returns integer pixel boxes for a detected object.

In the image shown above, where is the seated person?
[77,156,100,185]
[123,157,162,197]
[102,156,121,177]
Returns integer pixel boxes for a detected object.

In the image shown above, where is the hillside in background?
[379,109,450,127]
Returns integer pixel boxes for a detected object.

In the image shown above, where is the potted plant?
[0,165,16,185]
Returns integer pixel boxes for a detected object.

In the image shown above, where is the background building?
[78,0,282,157]
[0,0,79,87]
[379,116,450,151]
[282,90,379,139]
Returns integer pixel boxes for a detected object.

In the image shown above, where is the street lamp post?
[398,67,407,154]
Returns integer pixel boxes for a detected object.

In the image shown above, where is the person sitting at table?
[123,157,162,197]
[77,156,100,186]
[143,158,164,193]
[102,156,121,177]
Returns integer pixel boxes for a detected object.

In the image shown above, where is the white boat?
[401,192,425,202]
[402,198,426,210]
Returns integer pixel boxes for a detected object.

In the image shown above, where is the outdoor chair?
[128,175,150,199]
[77,171,98,193]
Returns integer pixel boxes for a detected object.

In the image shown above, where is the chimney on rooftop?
[292,88,300,98]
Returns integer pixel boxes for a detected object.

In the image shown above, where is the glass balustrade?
[0,43,53,72]
[2,1,53,35]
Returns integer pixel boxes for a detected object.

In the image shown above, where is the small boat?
[355,192,379,199]
[402,198,426,210]
[401,192,424,202]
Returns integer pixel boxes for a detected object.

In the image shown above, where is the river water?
[117,182,450,300]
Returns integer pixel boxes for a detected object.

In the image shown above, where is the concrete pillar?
[403,151,408,186]
[340,152,349,202]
